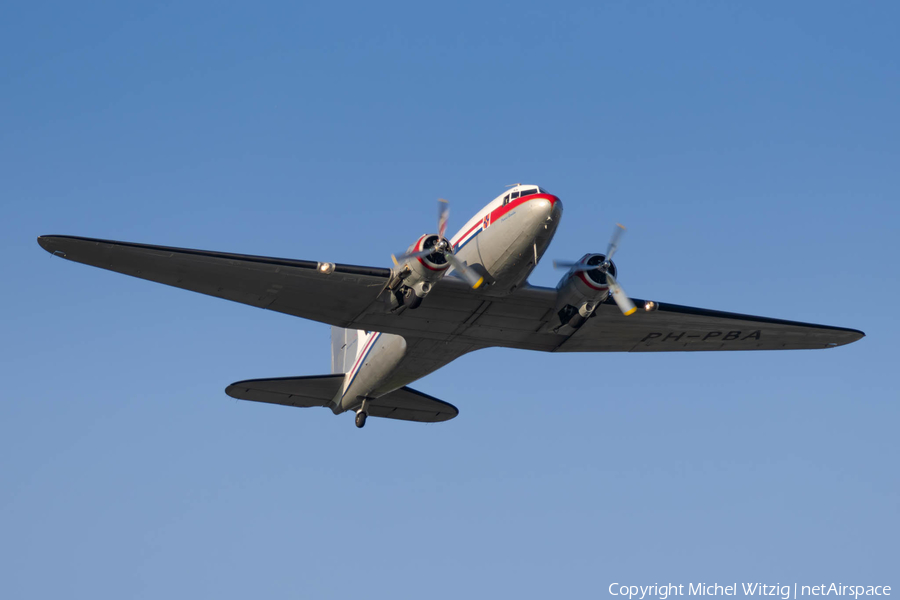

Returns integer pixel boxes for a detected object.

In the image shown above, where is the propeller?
[553,223,636,316]
[437,198,449,239]
[605,270,637,316]
[445,252,484,289]
[391,198,485,289]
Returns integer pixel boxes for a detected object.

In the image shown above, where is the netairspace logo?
[608,584,892,600]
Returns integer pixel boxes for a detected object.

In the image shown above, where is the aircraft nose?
[548,194,562,217]
[522,194,562,241]
[534,194,562,221]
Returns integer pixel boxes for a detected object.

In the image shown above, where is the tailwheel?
[355,410,368,429]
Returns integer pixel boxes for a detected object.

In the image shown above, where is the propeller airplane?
[37,185,864,428]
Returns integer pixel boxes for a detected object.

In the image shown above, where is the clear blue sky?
[2,2,897,597]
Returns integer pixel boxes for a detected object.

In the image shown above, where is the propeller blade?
[553,260,608,273]
[606,272,636,316]
[438,198,449,240]
[570,264,605,273]
[445,252,484,289]
[552,259,581,270]
[391,248,434,265]
[606,223,626,263]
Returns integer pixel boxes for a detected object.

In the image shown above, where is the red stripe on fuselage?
[454,193,560,248]
[455,221,482,245]
[348,333,378,381]
[490,193,558,224]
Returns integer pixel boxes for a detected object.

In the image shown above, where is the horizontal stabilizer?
[225,375,458,423]
[226,374,343,408]
[366,387,458,423]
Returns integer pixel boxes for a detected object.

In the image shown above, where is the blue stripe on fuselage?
[342,332,381,398]
[454,227,482,252]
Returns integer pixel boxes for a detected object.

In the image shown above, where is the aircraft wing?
[548,296,864,352]
[347,281,864,352]
[37,235,393,328]
[37,235,863,352]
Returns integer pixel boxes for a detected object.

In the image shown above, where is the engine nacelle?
[389,234,451,310]
[553,253,617,332]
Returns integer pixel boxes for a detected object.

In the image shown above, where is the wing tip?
[37,235,70,258]
[224,385,243,400]
[835,328,865,346]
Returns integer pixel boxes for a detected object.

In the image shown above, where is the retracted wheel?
[355,411,367,429]
[401,286,422,309]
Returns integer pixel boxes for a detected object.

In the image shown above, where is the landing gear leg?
[355,398,369,429]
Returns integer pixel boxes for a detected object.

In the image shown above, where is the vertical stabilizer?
[331,327,360,374]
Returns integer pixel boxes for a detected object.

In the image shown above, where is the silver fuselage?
[336,192,563,413]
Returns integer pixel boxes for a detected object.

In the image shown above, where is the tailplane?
[225,375,458,423]
[225,326,458,426]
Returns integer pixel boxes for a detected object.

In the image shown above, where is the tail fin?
[330,327,361,374]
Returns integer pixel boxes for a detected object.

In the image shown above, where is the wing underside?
[37,235,391,328]
[554,298,864,352]
[38,235,863,353]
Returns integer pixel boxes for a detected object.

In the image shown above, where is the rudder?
[331,326,361,374]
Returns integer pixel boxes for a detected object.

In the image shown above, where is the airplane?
[37,184,864,429]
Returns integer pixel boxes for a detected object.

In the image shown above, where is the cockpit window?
[504,188,541,204]
[538,187,548,194]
